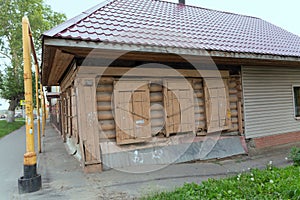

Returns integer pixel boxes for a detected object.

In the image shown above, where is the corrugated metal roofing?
[43,0,300,57]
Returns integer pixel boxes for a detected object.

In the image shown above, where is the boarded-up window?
[204,78,231,133]
[114,81,151,145]
[163,79,195,137]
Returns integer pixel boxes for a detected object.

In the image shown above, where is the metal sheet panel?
[242,66,300,138]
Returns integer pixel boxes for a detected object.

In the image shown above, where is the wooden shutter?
[114,81,151,145]
[164,79,195,137]
[204,78,231,133]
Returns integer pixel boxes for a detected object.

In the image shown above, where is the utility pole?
[18,16,42,194]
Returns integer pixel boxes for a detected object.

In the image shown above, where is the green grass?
[0,120,25,138]
[142,165,300,200]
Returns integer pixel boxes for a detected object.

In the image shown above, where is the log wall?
[97,75,243,140]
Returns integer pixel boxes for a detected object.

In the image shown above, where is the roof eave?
[43,38,300,64]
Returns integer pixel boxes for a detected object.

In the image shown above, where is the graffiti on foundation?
[132,150,144,164]
[87,112,97,127]
[152,148,163,159]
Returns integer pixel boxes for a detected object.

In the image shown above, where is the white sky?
[45,0,300,36]
[2,0,300,109]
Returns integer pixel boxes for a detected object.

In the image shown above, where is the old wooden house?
[42,0,300,172]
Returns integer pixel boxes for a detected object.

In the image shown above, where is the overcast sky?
[2,0,300,110]
[45,0,300,36]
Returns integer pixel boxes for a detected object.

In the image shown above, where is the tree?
[0,0,66,122]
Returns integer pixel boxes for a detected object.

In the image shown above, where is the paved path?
[1,122,299,199]
[0,125,25,199]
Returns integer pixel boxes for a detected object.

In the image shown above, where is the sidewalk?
[15,122,297,199]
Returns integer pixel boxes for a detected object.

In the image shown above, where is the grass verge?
[0,119,25,138]
[142,165,300,199]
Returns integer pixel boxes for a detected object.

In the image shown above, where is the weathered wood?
[80,66,230,78]
[150,102,164,111]
[48,49,74,85]
[97,104,112,111]
[150,111,164,119]
[98,111,114,120]
[98,77,114,84]
[194,91,204,98]
[114,80,151,145]
[237,101,244,134]
[61,62,78,92]
[96,85,113,92]
[99,122,115,131]
[150,92,163,102]
[75,78,102,172]
[96,93,112,102]
[151,119,164,127]
[99,130,116,139]
[164,79,195,137]
[193,83,203,90]
[229,96,238,103]
[150,84,163,92]
[229,89,238,95]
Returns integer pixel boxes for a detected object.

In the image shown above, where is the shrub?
[289,147,300,166]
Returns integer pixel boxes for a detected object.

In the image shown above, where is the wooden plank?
[164,79,195,137]
[75,78,102,172]
[79,66,230,78]
[237,101,244,134]
[48,49,74,85]
[114,80,151,144]
[204,77,231,133]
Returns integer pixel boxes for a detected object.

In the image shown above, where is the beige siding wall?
[242,66,300,138]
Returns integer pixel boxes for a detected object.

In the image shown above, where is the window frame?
[292,85,300,120]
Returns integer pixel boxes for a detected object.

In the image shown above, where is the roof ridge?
[153,0,260,20]
[43,0,116,37]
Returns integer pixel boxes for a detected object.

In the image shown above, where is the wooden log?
[194,106,205,114]
[151,110,164,119]
[229,124,239,132]
[237,101,244,134]
[98,77,114,84]
[151,126,164,134]
[194,90,204,98]
[98,111,114,120]
[150,102,164,111]
[96,92,112,102]
[229,96,238,103]
[231,117,238,124]
[97,102,112,111]
[195,99,205,107]
[99,130,116,139]
[231,111,238,117]
[96,85,113,92]
[150,92,163,102]
[195,115,205,122]
[151,119,164,127]
[99,120,115,131]
[193,83,203,90]
[229,82,237,88]
[150,84,163,92]
[230,103,237,110]
[229,89,238,95]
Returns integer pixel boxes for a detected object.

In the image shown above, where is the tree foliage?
[0,0,66,113]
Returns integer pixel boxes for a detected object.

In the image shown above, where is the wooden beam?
[47,49,74,85]
[78,66,230,78]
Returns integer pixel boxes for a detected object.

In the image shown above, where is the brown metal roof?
[43,0,300,58]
